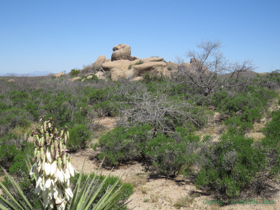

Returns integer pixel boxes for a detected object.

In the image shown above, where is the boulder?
[68,77,81,82]
[131,76,143,81]
[82,55,106,73]
[81,78,85,82]
[102,60,133,81]
[132,61,170,78]
[93,55,106,70]
[8,79,15,83]
[141,57,164,63]
[95,71,107,80]
[111,44,131,61]
[87,75,93,79]
[178,59,210,75]
[54,72,65,77]
[105,59,111,63]
[167,61,180,70]
[130,56,139,61]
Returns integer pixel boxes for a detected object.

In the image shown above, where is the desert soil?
[69,116,280,210]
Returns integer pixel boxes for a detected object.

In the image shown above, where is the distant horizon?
[1,0,279,75]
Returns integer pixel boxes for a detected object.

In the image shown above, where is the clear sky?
[0,0,279,75]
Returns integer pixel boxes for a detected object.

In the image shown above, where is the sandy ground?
[69,116,280,210]
[2,114,280,209]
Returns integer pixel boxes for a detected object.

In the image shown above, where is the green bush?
[145,129,200,177]
[69,68,81,76]
[98,124,153,165]
[67,124,91,151]
[88,88,109,105]
[196,133,266,198]
[93,101,119,117]
[70,172,134,210]
[261,110,280,175]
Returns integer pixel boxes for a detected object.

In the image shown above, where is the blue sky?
[0,0,279,75]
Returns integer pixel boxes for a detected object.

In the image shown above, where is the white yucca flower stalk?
[29,117,78,210]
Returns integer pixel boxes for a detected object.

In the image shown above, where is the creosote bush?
[69,69,81,77]
[196,132,266,198]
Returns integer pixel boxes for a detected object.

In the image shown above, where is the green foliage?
[98,124,153,165]
[24,102,40,120]
[0,134,33,173]
[70,172,134,210]
[196,133,266,198]
[93,101,119,117]
[0,108,31,137]
[261,110,280,175]
[87,74,99,82]
[145,129,200,177]
[88,88,109,105]
[143,73,167,84]
[69,68,81,76]
[67,124,91,151]
[213,87,276,115]
[98,125,200,177]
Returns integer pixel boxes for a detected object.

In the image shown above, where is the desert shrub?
[24,101,40,120]
[93,101,119,117]
[142,73,167,83]
[225,118,253,135]
[219,94,262,114]
[88,88,109,105]
[69,68,81,76]
[70,172,134,210]
[67,124,91,151]
[9,90,30,108]
[98,124,153,165]
[145,129,200,177]
[0,133,32,174]
[87,74,99,82]
[0,108,32,137]
[214,86,276,115]
[261,110,280,175]
[9,142,33,176]
[196,132,266,198]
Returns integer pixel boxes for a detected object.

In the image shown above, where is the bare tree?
[176,40,255,96]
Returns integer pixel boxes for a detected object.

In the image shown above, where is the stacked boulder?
[101,44,170,81]
[81,43,209,82]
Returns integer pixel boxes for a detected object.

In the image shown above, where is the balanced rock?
[111,44,131,61]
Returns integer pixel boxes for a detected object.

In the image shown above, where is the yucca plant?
[0,117,128,210]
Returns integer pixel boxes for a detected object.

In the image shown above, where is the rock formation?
[80,44,210,82]
[82,55,106,73]
[111,44,131,61]
[54,72,65,77]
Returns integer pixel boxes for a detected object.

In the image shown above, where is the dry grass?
[150,193,159,203]
[173,196,194,209]
[11,122,41,140]
[123,172,147,188]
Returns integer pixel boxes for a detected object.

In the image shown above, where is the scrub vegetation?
[1,41,280,208]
